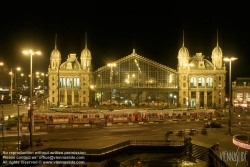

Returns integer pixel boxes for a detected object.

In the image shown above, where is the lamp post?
[223,57,237,135]
[23,50,41,148]
[90,85,94,107]
[1,105,4,152]
[107,63,116,105]
[10,67,21,105]
[41,73,45,90]
[17,104,22,150]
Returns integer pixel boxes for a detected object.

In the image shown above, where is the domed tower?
[177,31,189,68]
[212,29,223,68]
[80,32,92,69]
[50,34,61,69]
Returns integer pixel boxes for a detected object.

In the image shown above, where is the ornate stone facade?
[47,31,227,108]
[48,34,92,107]
[177,31,226,108]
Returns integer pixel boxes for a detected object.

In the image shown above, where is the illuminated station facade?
[48,33,226,109]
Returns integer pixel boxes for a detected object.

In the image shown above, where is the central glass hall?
[91,50,178,107]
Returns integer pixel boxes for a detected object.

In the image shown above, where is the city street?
[1,119,248,149]
[1,104,250,166]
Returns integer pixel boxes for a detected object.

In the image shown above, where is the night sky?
[0,2,249,82]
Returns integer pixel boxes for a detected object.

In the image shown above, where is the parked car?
[177,130,184,136]
[37,90,45,97]
[165,131,173,137]
[189,129,196,135]
[204,121,222,128]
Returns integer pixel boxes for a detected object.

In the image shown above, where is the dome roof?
[50,48,61,59]
[178,46,189,58]
[212,46,223,58]
[81,48,91,59]
[189,53,214,70]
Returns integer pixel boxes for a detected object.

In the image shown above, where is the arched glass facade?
[92,52,178,107]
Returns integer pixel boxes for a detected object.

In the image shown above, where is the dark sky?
[0,2,249,82]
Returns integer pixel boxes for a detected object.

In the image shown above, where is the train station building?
[47,32,226,109]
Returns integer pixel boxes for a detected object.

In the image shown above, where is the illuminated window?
[60,78,65,88]
[198,77,205,88]
[73,78,80,88]
[66,78,72,88]
[246,93,250,104]
[237,93,243,103]
[206,77,213,88]
[190,77,197,88]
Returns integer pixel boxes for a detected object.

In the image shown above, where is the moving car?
[204,121,222,128]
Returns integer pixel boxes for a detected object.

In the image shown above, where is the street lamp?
[23,50,41,148]
[10,67,21,105]
[223,57,237,135]
[107,63,116,105]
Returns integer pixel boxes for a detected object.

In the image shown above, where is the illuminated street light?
[107,63,116,105]
[223,57,237,135]
[21,73,28,88]
[23,50,41,148]
[10,67,21,105]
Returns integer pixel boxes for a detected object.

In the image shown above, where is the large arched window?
[66,78,72,88]
[198,77,205,88]
[190,77,197,88]
[206,77,213,88]
[73,77,80,88]
[59,77,66,88]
